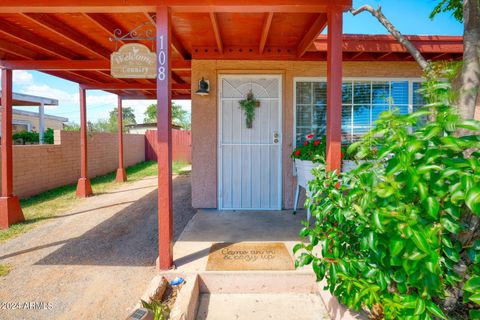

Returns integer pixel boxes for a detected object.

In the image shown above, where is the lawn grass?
[0,263,12,277]
[0,161,190,243]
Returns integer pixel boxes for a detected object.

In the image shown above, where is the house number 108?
[158,35,166,81]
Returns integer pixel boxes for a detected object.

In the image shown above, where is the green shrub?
[294,77,480,319]
[12,128,54,144]
[43,128,54,144]
[13,130,39,144]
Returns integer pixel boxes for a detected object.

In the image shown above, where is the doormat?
[206,242,294,271]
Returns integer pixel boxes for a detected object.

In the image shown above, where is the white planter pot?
[294,159,317,189]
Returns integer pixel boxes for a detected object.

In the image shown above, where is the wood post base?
[115,168,127,183]
[0,195,25,229]
[76,177,93,197]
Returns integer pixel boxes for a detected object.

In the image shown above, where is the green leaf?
[457,119,480,131]
[299,227,310,237]
[373,211,384,231]
[464,276,480,293]
[293,243,303,254]
[411,229,430,253]
[297,253,313,266]
[466,186,480,215]
[441,217,461,234]
[469,293,480,305]
[368,231,377,251]
[389,237,405,256]
[470,310,480,319]
[406,250,427,261]
[443,246,460,262]
[414,298,426,315]
[426,300,447,319]
[423,197,439,219]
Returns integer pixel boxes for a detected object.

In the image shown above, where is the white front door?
[218,75,282,210]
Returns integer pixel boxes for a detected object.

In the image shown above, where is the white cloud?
[18,84,77,108]
[13,70,34,86]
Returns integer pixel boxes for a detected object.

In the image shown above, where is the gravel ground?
[0,173,196,320]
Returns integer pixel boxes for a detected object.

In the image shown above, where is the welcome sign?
[111,43,157,79]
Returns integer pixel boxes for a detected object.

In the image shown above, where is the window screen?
[295,79,420,145]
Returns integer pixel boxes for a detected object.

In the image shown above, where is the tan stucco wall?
[0,113,65,131]
[191,60,423,209]
[0,130,145,199]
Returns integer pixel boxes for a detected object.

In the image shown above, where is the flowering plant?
[291,133,354,162]
[290,133,326,163]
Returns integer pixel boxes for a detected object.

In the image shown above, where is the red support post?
[0,69,24,229]
[156,5,174,270]
[326,6,343,173]
[115,96,127,182]
[76,87,93,197]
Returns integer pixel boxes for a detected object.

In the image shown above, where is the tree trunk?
[458,0,480,121]
[350,5,429,71]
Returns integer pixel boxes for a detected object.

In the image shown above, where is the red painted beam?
[0,0,353,13]
[311,34,463,53]
[22,13,112,60]
[297,13,328,57]
[156,5,174,270]
[0,59,191,71]
[119,94,191,100]
[0,39,40,60]
[192,46,298,60]
[209,12,224,54]
[116,96,127,183]
[0,18,80,60]
[0,60,109,71]
[259,12,274,54]
[0,69,25,229]
[76,88,93,197]
[325,7,343,173]
[80,83,189,90]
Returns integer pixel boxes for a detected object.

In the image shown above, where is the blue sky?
[10,0,462,124]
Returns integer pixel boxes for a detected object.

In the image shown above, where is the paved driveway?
[0,174,195,320]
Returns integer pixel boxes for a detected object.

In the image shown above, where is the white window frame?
[13,120,32,132]
[292,77,425,149]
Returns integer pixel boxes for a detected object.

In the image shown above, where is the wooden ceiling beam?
[209,12,223,54]
[376,52,392,60]
[171,72,186,84]
[0,39,40,60]
[0,1,353,13]
[120,94,191,100]
[144,12,191,60]
[21,13,111,60]
[0,18,81,60]
[80,83,189,90]
[259,12,274,54]
[296,13,327,57]
[0,59,191,71]
[83,13,125,41]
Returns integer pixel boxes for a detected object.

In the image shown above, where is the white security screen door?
[218,75,282,210]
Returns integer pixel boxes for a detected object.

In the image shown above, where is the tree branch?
[350,4,429,71]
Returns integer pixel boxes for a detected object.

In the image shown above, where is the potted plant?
[291,134,358,177]
[291,133,325,185]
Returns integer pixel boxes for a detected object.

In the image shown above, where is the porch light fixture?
[195,77,209,96]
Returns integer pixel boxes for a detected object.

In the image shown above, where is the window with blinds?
[295,79,425,145]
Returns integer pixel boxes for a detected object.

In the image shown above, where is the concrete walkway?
[0,174,195,320]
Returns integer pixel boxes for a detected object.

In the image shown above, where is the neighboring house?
[10,109,68,134]
[0,91,65,142]
[190,34,465,210]
[126,123,181,134]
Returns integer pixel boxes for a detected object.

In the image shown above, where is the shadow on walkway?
[23,175,195,267]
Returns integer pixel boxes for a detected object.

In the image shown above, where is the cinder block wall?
[0,130,145,199]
